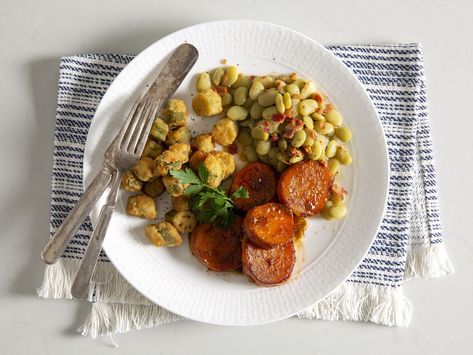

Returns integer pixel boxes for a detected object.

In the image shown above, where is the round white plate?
[84,20,389,325]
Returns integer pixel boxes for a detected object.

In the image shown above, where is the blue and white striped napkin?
[38,44,453,337]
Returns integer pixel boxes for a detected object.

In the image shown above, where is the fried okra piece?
[192,89,223,117]
[165,210,197,233]
[162,175,189,197]
[163,99,188,127]
[202,154,223,187]
[168,143,191,164]
[149,117,169,142]
[145,221,182,247]
[141,139,164,159]
[209,151,235,180]
[212,118,239,146]
[191,133,214,153]
[165,126,191,145]
[153,150,182,176]
[132,157,156,182]
[189,151,207,171]
[120,170,143,192]
[126,194,157,219]
[142,177,165,198]
[172,195,191,211]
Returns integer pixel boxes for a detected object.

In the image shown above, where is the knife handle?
[41,166,113,264]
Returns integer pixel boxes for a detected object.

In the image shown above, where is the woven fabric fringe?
[298,283,412,327]
[37,242,452,336]
[79,302,182,338]
[405,243,454,280]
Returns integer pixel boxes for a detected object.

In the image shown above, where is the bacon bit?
[272,113,286,122]
[289,73,298,81]
[306,129,317,140]
[288,147,303,157]
[221,74,229,86]
[226,143,238,155]
[221,58,228,64]
[215,85,228,96]
[324,103,334,112]
[311,92,325,106]
[283,118,304,139]
[270,134,279,142]
[275,79,287,91]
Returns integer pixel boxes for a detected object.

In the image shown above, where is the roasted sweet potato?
[242,238,295,286]
[228,162,277,211]
[243,203,294,249]
[190,218,243,271]
[277,160,331,216]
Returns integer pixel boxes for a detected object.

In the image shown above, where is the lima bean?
[310,140,323,160]
[254,76,275,89]
[262,106,278,120]
[251,126,269,141]
[320,201,334,220]
[312,112,325,122]
[232,74,252,89]
[335,126,352,142]
[225,66,238,86]
[278,139,288,152]
[275,93,285,113]
[325,109,343,127]
[243,145,258,163]
[285,84,300,97]
[233,87,248,106]
[212,68,224,86]
[255,140,271,155]
[249,81,265,100]
[258,89,278,107]
[336,146,352,165]
[283,92,292,109]
[289,155,304,164]
[237,131,253,146]
[291,130,307,148]
[196,72,211,92]
[300,81,317,99]
[315,121,335,136]
[299,99,318,116]
[250,102,264,119]
[222,93,233,107]
[328,158,341,175]
[243,97,255,109]
[303,128,315,147]
[325,140,338,158]
[227,105,248,121]
[329,204,347,219]
[302,116,314,129]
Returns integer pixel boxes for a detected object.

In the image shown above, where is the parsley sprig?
[170,164,249,227]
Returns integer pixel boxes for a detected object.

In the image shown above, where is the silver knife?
[41,43,199,265]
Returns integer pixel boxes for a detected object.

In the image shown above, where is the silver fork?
[70,91,160,299]
[67,44,199,299]
[40,43,198,266]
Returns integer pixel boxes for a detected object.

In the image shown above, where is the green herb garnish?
[170,164,249,227]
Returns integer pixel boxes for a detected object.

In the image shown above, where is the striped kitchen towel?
[37,43,453,337]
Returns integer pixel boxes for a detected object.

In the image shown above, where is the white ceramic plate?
[84,20,389,325]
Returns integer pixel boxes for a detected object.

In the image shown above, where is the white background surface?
[0,0,471,354]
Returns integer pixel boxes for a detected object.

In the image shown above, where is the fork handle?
[41,166,113,264]
[71,171,121,299]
